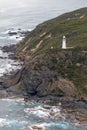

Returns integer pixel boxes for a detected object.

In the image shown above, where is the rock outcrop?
[1,8,87,100]
[15,50,87,99]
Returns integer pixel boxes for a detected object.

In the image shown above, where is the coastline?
[0,44,23,98]
[0,4,87,130]
[0,43,87,127]
[0,95,87,127]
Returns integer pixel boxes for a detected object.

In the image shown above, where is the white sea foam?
[0,50,3,56]
[0,118,28,129]
[1,98,24,102]
[24,106,50,118]
[0,50,8,58]
[2,28,29,43]
[24,104,63,121]
[0,51,22,77]
[9,35,19,40]
[0,69,6,76]
[0,118,11,128]
[0,100,85,130]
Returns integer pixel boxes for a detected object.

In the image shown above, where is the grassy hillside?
[15,7,87,99]
[17,7,87,58]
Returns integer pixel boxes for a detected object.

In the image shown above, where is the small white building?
[62,36,66,49]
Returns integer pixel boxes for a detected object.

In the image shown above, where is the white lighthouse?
[62,36,66,49]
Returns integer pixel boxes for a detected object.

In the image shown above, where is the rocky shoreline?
[0,44,23,97]
[0,7,87,129]
[1,96,87,127]
[0,44,87,126]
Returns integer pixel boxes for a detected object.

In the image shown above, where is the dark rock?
[0,90,8,98]
[2,45,16,53]
[0,56,7,59]
[8,31,17,36]
[18,28,21,31]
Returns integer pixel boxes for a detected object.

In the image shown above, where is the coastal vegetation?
[14,7,87,99]
[17,7,87,58]
[1,7,87,100]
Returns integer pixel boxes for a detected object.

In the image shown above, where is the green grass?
[48,54,87,95]
[18,15,87,57]
[17,7,87,96]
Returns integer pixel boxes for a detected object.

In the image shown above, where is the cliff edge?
[3,7,87,100]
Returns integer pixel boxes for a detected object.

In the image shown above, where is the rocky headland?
[0,7,87,124]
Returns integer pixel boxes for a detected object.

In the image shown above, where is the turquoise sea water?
[0,99,86,130]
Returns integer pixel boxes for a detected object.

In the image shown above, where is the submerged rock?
[32,126,43,130]
[8,31,17,36]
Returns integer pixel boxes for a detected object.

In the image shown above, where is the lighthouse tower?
[62,36,66,49]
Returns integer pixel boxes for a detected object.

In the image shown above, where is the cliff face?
[15,50,87,99]
[14,7,87,99]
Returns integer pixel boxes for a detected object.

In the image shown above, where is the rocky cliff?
[17,50,87,99]
[2,7,87,100]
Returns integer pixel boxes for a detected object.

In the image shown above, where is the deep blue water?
[0,99,86,130]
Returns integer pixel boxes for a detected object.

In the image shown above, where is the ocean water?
[0,0,87,45]
[0,49,22,76]
[0,1,87,129]
[0,99,86,130]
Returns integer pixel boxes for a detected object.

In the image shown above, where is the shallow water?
[0,99,86,130]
